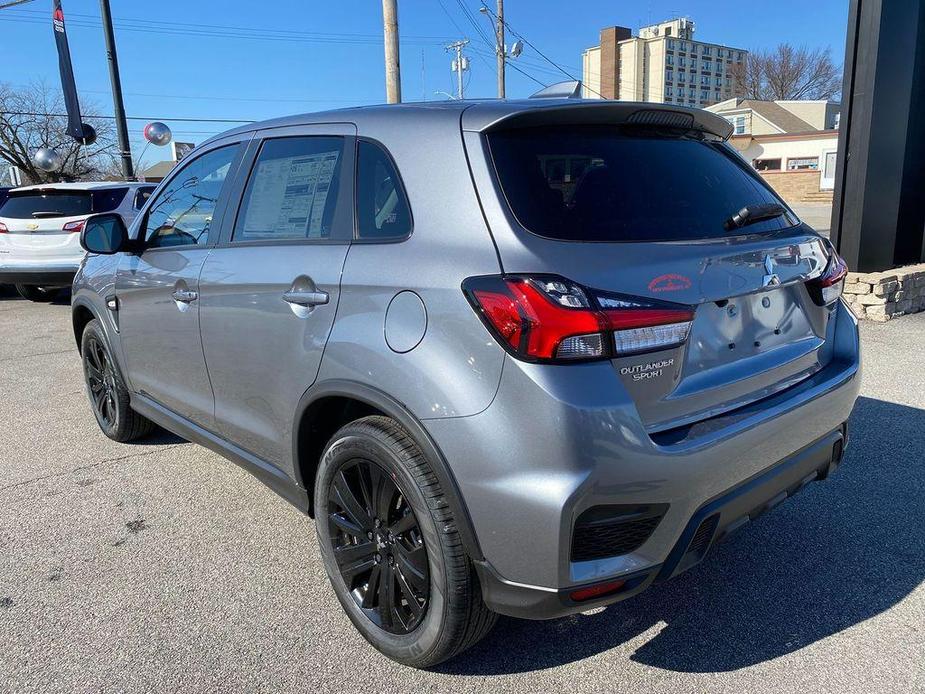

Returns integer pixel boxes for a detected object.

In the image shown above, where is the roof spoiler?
[529,80,583,99]
[470,101,735,141]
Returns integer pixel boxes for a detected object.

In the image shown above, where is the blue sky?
[1,0,849,166]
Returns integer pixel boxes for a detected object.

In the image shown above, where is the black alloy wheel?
[80,318,156,442]
[84,333,119,429]
[327,458,430,634]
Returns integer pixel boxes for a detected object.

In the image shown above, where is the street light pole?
[99,0,133,179]
[382,0,402,103]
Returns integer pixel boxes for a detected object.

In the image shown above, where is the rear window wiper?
[723,203,787,231]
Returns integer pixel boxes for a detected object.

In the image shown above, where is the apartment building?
[581,18,747,108]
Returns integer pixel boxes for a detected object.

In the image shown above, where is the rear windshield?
[0,188,129,219]
[487,125,796,242]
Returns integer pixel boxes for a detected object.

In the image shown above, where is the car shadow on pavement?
[439,396,924,675]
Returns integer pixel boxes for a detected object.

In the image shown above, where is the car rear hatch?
[0,187,128,258]
[462,101,841,434]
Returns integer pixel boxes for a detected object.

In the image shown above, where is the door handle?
[282,289,329,307]
[172,289,198,303]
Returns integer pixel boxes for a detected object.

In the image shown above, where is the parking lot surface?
[1,287,923,693]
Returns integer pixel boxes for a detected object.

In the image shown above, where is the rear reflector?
[569,579,627,602]
[63,220,85,233]
[463,274,695,363]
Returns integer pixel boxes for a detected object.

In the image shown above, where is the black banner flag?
[52,0,94,144]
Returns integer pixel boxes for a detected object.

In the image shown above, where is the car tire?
[81,318,156,442]
[314,415,496,668]
[15,284,59,302]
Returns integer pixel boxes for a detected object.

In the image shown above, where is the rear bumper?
[0,265,78,286]
[426,299,861,618]
[474,423,848,619]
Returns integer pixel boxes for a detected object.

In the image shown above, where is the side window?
[356,140,412,240]
[133,186,156,211]
[234,136,344,242]
[143,144,240,248]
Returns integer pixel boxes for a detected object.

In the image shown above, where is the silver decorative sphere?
[34,147,63,172]
[143,121,172,146]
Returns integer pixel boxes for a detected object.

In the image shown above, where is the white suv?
[0,182,155,301]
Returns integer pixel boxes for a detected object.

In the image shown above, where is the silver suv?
[72,99,861,668]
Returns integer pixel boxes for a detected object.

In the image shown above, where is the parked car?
[71,98,861,668]
[0,181,155,301]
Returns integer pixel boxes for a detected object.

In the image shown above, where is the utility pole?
[446,39,470,100]
[495,0,505,98]
[382,0,401,103]
[99,0,133,179]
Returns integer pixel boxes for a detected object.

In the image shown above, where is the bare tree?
[0,81,118,184]
[733,44,842,101]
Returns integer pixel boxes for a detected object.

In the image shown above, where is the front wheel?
[314,416,496,668]
[81,318,155,442]
[15,284,59,302]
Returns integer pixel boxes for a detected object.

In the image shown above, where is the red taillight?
[569,579,627,602]
[807,249,848,306]
[463,275,695,363]
[0,222,7,233]
[63,220,85,233]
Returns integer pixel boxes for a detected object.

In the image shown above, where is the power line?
[477,2,606,99]
[2,9,452,46]
[1,111,253,124]
[436,0,548,91]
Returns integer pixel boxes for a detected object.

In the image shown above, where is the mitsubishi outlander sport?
[71,97,861,667]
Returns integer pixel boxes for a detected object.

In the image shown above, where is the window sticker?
[243,150,340,239]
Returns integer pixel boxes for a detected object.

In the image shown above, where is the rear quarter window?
[487,125,796,242]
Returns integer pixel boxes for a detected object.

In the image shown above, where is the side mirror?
[80,213,129,255]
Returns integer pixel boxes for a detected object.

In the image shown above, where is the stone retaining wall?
[843,263,925,321]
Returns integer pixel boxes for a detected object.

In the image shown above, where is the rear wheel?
[15,284,59,302]
[315,416,496,668]
[81,319,155,442]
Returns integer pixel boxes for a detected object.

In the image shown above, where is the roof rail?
[529,80,583,99]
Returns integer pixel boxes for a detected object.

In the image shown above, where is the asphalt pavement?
[1,286,923,693]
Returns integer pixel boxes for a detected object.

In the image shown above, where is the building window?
[691,58,697,70]
[666,85,674,98]
[667,38,676,50]
[678,72,685,83]
[714,91,721,102]
[666,54,674,66]
[725,114,747,135]
[665,69,674,83]
[688,88,695,98]
[737,51,745,62]
[703,60,712,72]
[679,55,686,67]
[787,157,820,171]
[715,76,722,86]
[700,90,709,101]
[702,45,712,56]
[754,159,782,171]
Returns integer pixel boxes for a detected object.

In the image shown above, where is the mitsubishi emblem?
[763,255,781,287]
